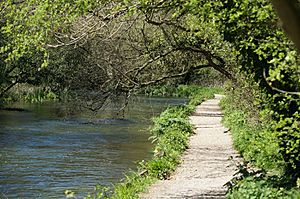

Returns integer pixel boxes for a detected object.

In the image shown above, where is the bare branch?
[125,48,179,76]
[0,81,18,98]
[140,64,211,87]
[177,45,235,80]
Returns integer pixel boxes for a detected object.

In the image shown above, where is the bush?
[221,87,300,198]
[228,176,300,199]
[4,83,58,103]
[221,95,284,172]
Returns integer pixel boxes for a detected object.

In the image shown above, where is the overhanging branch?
[139,64,211,88]
[263,68,300,95]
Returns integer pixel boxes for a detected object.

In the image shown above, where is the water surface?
[0,97,186,198]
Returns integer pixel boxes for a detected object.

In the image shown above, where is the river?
[0,97,186,199]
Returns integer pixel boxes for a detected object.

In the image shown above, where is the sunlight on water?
[0,97,186,198]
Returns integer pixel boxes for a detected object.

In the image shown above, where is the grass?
[228,176,300,199]
[137,84,223,98]
[221,98,284,172]
[221,92,300,198]
[2,83,59,104]
[81,85,222,199]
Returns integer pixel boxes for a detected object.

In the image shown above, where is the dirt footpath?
[140,94,239,199]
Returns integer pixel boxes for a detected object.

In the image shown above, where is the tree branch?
[263,68,300,95]
[125,48,179,76]
[0,81,18,98]
[139,64,211,88]
[177,45,235,81]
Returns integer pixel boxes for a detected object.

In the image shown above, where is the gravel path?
[140,94,239,199]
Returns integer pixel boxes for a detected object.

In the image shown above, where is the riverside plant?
[221,90,300,198]
[4,84,58,103]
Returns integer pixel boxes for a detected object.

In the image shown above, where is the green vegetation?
[138,84,223,98]
[221,85,300,198]
[221,89,284,173]
[210,1,299,196]
[2,84,58,104]
[83,86,220,199]
[1,0,300,198]
[228,176,300,199]
[213,1,300,178]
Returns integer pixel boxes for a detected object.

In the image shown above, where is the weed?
[221,93,300,198]
[4,83,59,103]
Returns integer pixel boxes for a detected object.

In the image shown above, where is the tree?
[0,0,106,98]
[1,0,299,178]
[272,0,300,53]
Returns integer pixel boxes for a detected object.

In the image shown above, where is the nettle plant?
[205,0,300,177]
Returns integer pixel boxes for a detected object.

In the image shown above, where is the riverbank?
[83,86,222,198]
[221,93,300,198]
[0,84,61,105]
[83,85,300,199]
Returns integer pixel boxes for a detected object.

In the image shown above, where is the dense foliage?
[222,91,300,198]
[203,0,300,195]
[0,0,107,99]
[0,0,299,197]
[228,176,300,199]
[214,1,300,177]
[1,0,234,107]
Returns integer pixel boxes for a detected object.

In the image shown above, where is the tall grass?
[3,83,59,103]
[221,90,300,198]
